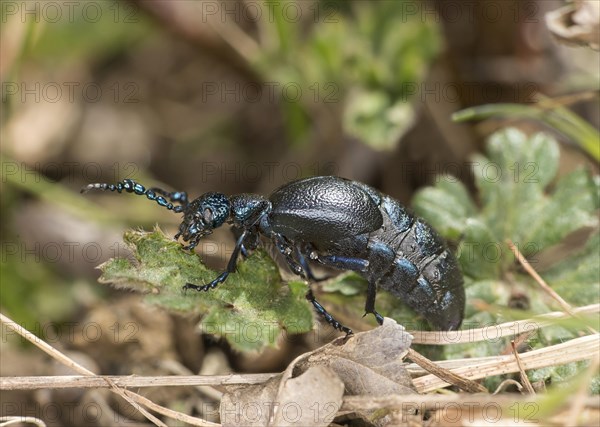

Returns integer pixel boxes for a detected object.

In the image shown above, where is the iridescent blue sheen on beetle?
[82,176,465,335]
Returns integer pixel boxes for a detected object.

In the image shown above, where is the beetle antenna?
[81,179,184,213]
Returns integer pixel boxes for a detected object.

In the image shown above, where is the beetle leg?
[306,288,352,336]
[273,234,305,277]
[273,236,329,281]
[316,255,384,324]
[231,226,259,258]
[316,255,369,272]
[294,246,330,282]
[183,230,247,292]
[364,280,384,325]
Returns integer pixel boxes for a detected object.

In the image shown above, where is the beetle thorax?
[230,194,271,227]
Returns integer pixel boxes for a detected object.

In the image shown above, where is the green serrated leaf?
[524,169,598,251]
[409,128,598,309]
[544,232,600,307]
[412,178,476,240]
[99,228,313,352]
[478,129,552,242]
[529,361,590,388]
[456,219,503,280]
[407,125,598,376]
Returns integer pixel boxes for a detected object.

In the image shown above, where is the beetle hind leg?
[364,280,384,325]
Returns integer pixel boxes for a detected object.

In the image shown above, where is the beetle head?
[176,192,230,248]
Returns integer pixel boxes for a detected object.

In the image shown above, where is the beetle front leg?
[231,226,259,258]
[183,230,248,292]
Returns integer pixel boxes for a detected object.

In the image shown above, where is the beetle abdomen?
[375,196,465,330]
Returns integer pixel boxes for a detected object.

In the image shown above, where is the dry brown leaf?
[546,1,600,50]
[220,376,281,426]
[271,366,344,427]
[220,318,415,426]
[220,367,343,427]
[296,318,416,396]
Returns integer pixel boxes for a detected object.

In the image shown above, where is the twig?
[204,10,260,63]
[500,328,537,355]
[536,91,599,110]
[409,303,599,345]
[121,390,219,427]
[0,312,216,427]
[341,394,600,412]
[5,334,597,394]
[506,239,597,334]
[511,341,536,394]
[406,348,488,393]
[0,374,278,390]
[413,334,599,392]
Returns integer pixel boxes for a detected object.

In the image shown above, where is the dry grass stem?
[4,334,597,395]
[341,394,600,412]
[409,303,599,344]
[506,239,598,334]
[406,348,488,393]
[413,334,599,392]
[511,340,536,394]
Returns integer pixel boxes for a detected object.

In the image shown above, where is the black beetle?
[83,176,465,334]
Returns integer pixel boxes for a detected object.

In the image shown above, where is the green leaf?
[544,232,600,307]
[406,125,599,383]
[477,129,557,243]
[254,0,440,150]
[524,169,598,251]
[456,219,502,280]
[529,361,590,389]
[322,272,365,296]
[99,228,313,352]
[416,128,597,283]
[412,178,477,240]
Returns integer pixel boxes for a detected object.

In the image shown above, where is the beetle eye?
[203,208,214,225]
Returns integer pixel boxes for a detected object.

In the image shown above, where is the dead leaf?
[220,367,343,427]
[220,376,281,427]
[546,1,600,50]
[271,366,344,427]
[296,317,416,396]
[220,319,416,426]
[221,318,416,426]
